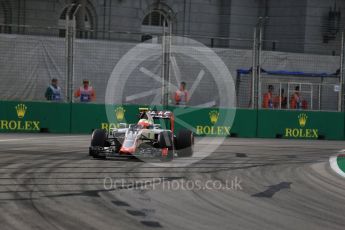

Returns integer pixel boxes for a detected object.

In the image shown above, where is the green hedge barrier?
[0,101,344,140]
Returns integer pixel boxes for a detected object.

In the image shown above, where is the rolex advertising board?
[171,107,237,137]
[0,103,40,131]
[257,110,344,140]
[0,101,344,140]
[71,104,238,136]
[0,101,70,133]
[70,104,140,134]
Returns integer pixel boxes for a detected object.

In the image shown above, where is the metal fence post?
[279,83,282,109]
[71,5,81,103]
[65,4,80,103]
[65,8,70,103]
[287,83,290,109]
[66,20,75,103]
[257,20,263,110]
[339,31,345,112]
[66,5,74,103]
[254,17,265,110]
[318,84,321,110]
[162,19,172,108]
[251,27,257,109]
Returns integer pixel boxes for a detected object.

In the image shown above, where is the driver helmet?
[138,119,152,129]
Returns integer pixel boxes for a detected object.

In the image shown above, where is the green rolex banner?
[0,103,40,131]
[0,101,344,140]
[257,110,344,140]
[0,101,70,133]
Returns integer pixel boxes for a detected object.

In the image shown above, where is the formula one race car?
[89,108,194,161]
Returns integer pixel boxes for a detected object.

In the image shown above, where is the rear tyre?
[90,129,107,159]
[176,129,194,158]
[158,131,174,161]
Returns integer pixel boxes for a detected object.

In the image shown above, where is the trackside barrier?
[0,101,344,140]
[0,101,70,133]
[70,104,255,137]
[70,103,140,134]
[257,110,345,140]
[169,107,256,138]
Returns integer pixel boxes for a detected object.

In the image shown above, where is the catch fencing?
[0,22,344,112]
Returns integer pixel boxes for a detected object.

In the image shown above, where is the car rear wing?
[139,108,175,132]
[149,111,173,119]
[139,108,173,119]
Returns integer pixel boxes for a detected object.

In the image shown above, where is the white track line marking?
[0,136,84,142]
[329,151,345,178]
[0,138,39,142]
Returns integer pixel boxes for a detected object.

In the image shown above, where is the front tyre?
[91,129,107,147]
[90,129,107,159]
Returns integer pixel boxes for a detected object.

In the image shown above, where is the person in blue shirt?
[45,78,62,101]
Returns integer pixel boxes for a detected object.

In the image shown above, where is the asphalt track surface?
[0,134,344,230]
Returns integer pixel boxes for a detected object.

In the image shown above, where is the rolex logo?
[209,110,219,125]
[298,113,308,128]
[15,104,27,119]
[115,107,125,121]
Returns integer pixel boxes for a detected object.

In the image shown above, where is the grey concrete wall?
[304,0,345,55]
[263,0,307,53]
[226,0,259,49]
[1,0,345,54]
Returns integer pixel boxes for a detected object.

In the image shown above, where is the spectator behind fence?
[262,85,274,108]
[45,78,62,102]
[74,79,96,103]
[274,88,287,109]
[290,86,302,109]
[174,82,189,105]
